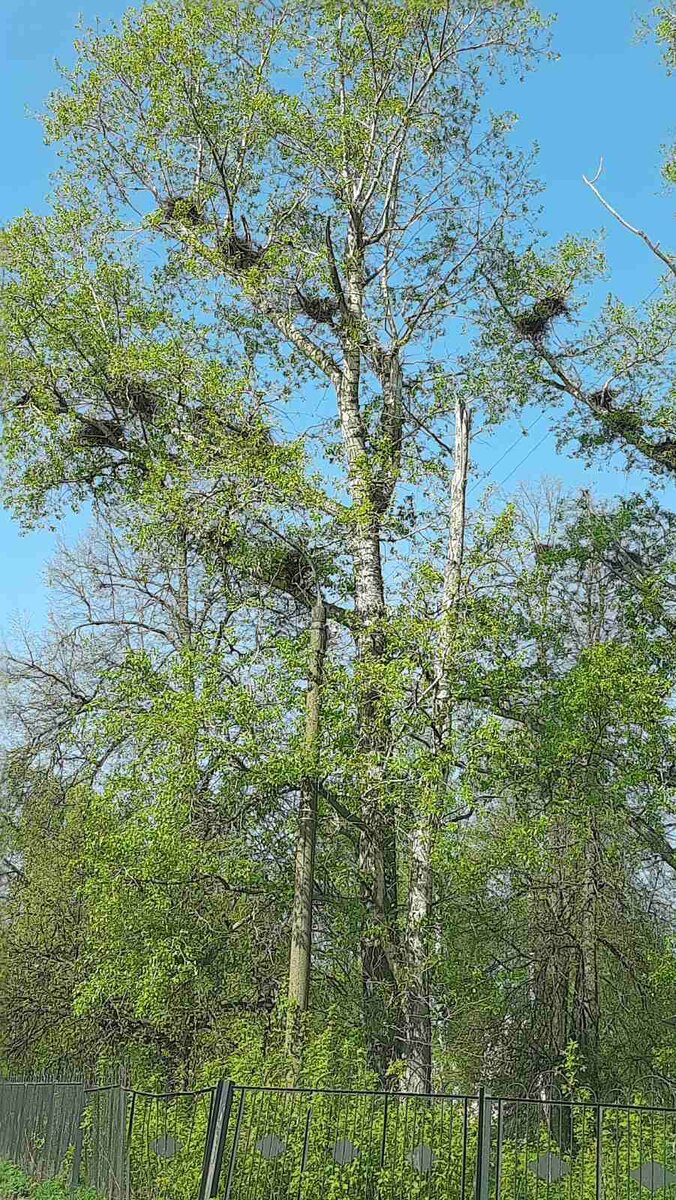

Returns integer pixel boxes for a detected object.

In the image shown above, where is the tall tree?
[0,0,550,1083]
[402,393,471,1092]
[0,0,672,1097]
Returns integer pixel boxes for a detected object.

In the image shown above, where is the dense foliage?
[0,0,673,1099]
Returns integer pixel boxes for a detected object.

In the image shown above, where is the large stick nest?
[218,230,266,272]
[159,195,205,228]
[270,548,316,598]
[294,286,339,325]
[515,295,569,340]
[77,417,126,449]
[106,378,158,419]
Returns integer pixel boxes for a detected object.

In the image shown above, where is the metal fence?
[0,1077,674,1199]
[0,1079,217,1199]
[0,1079,86,1181]
[215,1084,676,1199]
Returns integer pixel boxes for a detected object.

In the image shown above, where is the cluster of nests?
[17,379,159,451]
[159,195,340,322]
[514,294,569,340]
[158,195,266,272]
[77,379,158,449]
[215,231,340,327]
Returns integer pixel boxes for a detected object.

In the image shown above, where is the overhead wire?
[468,410,548,495]
[493,427,553,490]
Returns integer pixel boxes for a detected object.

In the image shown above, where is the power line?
[468,410,547,495]
[494,427,552,490]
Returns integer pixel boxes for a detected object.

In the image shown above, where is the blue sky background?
[0,0,673,628]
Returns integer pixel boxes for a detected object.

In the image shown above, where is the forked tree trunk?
[286,597,328,1064]
[402,395,471,1093]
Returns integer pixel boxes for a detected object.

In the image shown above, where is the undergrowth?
[0,1162,97,1200]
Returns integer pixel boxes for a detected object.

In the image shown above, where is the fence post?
[379,1093,389,1171]
[595,1103,603,1200]
[114,1086,130,1200]
[475,1087,491,1200]
[199,1080,234,1200]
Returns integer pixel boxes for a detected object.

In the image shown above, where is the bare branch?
[583,159,676,276]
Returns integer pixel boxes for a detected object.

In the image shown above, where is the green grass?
[0,1162,30,1198]
[0,1162,98,1200]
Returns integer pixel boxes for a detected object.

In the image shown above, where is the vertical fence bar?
[461,1098,469,1197]
[380,1092,389,1171]
[199,1084,221,1200]
[596,1103,603,1200]
[494,1097,503,1200]
[117,1086,130,1200]
[224,1089,245,1200]
[199,1080,234,1200]
[297,1105,312,1199]
[475,1087,491,1200]
[70,1085,87,1189]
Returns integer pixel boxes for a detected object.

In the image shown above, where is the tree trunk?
[333,219,402,1084]
[402,395,471,1093]
[350,455,400,1084]
[286,597,328,1065]
[572,820,601,1093]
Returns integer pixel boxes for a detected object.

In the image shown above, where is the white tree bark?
[286,597,328,1066]
[402,394,471,1093]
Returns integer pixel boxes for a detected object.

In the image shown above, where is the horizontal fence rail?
[0,1077,674,1199]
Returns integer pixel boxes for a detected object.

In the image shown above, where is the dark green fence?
[0,1079,86,1181]
[0,1077,674,1199]
[0,1079,216,1199]
[215,1084,676,1199]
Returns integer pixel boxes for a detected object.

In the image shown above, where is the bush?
[0,1163,97,1200]
[0,1162,30,1198]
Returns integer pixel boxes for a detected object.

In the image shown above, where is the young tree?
[431,487,675,1094]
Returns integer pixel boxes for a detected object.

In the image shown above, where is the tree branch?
[583,159,675,276]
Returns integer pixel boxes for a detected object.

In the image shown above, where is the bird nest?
[515,295,569,339]
[589,385,616,411]
[218,231,266,272]
[78,417,125,449]
[295,287,338,325]
[159,195,204,227]
[106,378,158,418]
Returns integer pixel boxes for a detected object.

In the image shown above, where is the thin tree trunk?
[402,395,471,1093]
[176,528,192,650]
[572,819,601,1092]
[286,597,328,1065]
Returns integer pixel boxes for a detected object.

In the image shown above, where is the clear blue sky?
[0,0,673,627]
